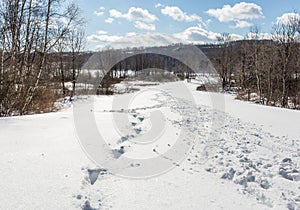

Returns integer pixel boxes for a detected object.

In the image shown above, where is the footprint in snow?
[112,146,125,159]
[134,127,142,134]
[130,163,141,167]
[117,135,131,144]
[82,200,98,210]
[87,168,107,185]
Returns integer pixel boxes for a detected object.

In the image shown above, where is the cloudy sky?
[74,0,300,50]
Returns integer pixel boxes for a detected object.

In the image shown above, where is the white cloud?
[87,27,246,50]
[47,17,71,30]
[134,21,156,31]
[234,20,253,28]
[109,9,125,19]
[206,19,212,26]
[109,7,158,31]
[276,13,300,25]
[206,2,263,22]
[174,25,220,44]
[126,32,137,36]
[94,11,104,16]
[174,25,244,44]
[88,26,246,50]
[87,32,182,50]
[96,30,108,35]
[161,6,203,23]
[86,34,123,43]
[105,18,114,24]
[94,6,105,17]
[155,3,164,8]
[109,7,158,23]
[107,33,182,49]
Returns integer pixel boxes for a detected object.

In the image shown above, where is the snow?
[0,80,299,209]
[186,82,300,140]
[65,82,95,91]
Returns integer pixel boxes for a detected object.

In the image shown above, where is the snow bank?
[0,81,299,209]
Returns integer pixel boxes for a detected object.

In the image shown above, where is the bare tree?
[0,0,86,116]
[67,28,85,98]
[216,33,235,90]
[272,15,299,107]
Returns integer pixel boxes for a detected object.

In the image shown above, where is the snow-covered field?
[0,81,299,210]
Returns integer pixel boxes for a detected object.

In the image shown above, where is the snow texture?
[0,80,299,209]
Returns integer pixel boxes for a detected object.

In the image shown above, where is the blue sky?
[74,0,300,50]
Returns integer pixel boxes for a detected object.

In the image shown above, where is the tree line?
[0,0,85,116]
[206,15,300,109]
